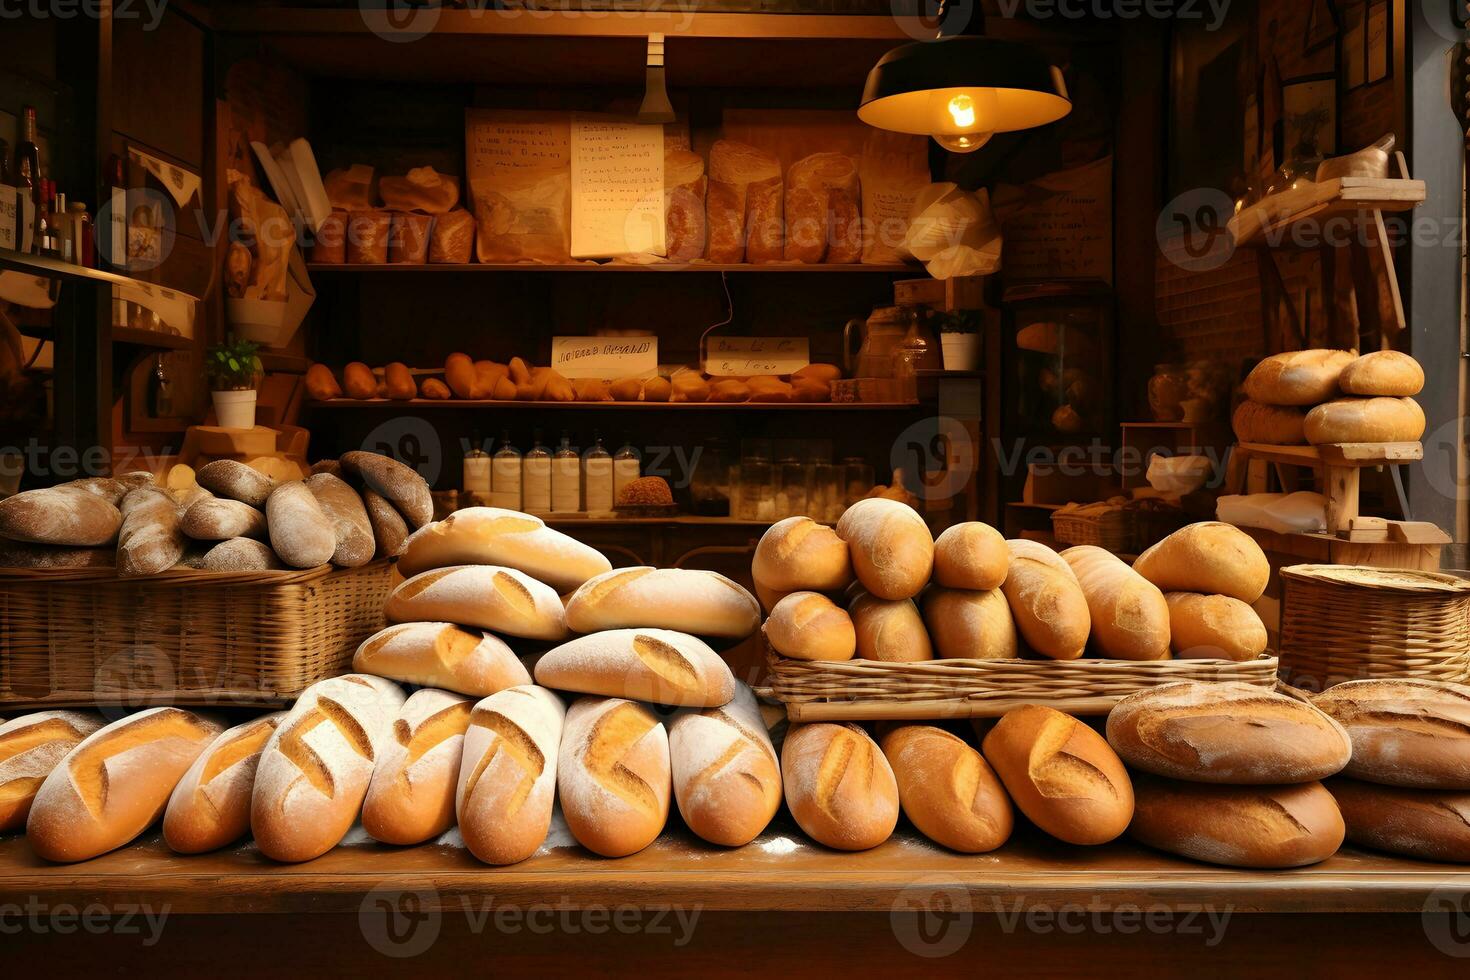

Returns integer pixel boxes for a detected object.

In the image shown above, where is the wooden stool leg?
[1325,465,1361,533]
[1247,458,1270,494]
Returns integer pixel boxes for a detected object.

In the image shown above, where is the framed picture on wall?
[1282,75,1338,162]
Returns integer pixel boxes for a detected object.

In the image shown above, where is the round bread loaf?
[180,495,266,542]
[981,705,1133,845]
[782,722,898,851]
[305,472,375,567]
[0,710,106,832]
[1232,400,1307,445]
[354,621,531,697]
[1132,522,1269,602]
[932,522,1009,591]
[385,565,569,641]
[835,498,934,601]
[362,488,410,559]
[0,486,122,546]
[340,450,433,529]
[265,481,336,569]
[1107,681,1352,784]
[117,486,187,577]
[557,696,670,858]
[1001,540,1090,660]
[162,712,286,854]
[200,537,283,572]
[1243,349,1356,406]
[397,507,611,591]
[362,689,473,845]
[457,685,566,865]
[534,628,736,707]
[849,592,933,663]
[1165,592,1268,661]
[752,516,854,593]
[669,683,781,847]
[195,459,275,507]
[1337,350,1424,397]
[1129,775,1344,868]
[1304,396,1425,444]
[1061,546,1170,661]
[565,567,760,639]
[1311,679,1470,789]
[921,587,1018,660]
[1327,777,1470,862]
[881,725,1012,853]
[766,592,857,662]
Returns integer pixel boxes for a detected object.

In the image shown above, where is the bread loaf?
[836,498,934,600]
[766,592,857,662]
[0,540,115,569]
[557,696,670,858]
[457,685,565,865]
[429,209,475,263]
[1165,592,1268,661]
[1328,777,1470,862]
[180,495,266,542]
[117,486,187,577]
[62,477,133,506]
[1304,396,1426,444]
[354,622,531,697]
[1133,522,1269,603]
[933,522,1008,591]
[565,567,760,639]
[305,472,375,567]
[0,711,105,832]
[386,565,569,641]
[397,507,611,591]
[534,628,736,708]
[28,707,224,862]
[784,152,859,264]
[362,689,473,845]
[0,486,122,546]
[849,592,933,663]
[250,673,406,862]
[380,166,459,214]
[339,451,433,529]
[706,141,781,263]
[1338,350,1424,397]
[363,488,410,559]
[665,149,706,262]
[342,362,377,399]
[745,176,783,263]
[1061,546,1171,661]
[981,705,1134,845]
[162,712,286,853]
[1130,775,1344,868]
[669,683,781,847]
[751,516,854,594]
[1001,540,1090,661]
[921,587,1018,660]
[195,458,275,507]
[782,722,899,851]
[200,537,284,572]
[347,210,390,264]
[265,481,336,569]
[1232,400,1307,445]
[1107,681,1352,784]
[1243,349,1356,406]
[881,725,1012,853]
[1312,679,1470,789]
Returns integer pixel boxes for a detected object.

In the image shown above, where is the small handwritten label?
[706,337,810,377]
[551,336,659,380]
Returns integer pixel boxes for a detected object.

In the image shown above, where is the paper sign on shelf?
[569,114,665,259]
[551,336,659,380]
[706,337,810,377]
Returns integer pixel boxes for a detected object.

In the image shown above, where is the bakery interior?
[2,0,1470,973]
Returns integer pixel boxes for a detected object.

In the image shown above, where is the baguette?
[363,488,411,559]
[1061,546,1170,661]
[565,567,760,639]
[195,459,275,507]
[340,451,433,529]
[117,486,187,577]
[265,481,336,568]
[534,628,736,708]
[1130,775,1344,868]
[1000,540,1090,661]
[180,495,267,542]
[305,472,375,567]
[1165,592,1268,661]
[849,592,933,663]
[457,685,566,865]
[362,689,473,845]
[557,696,670,858]
[835,498,934,601]
[162,713,286,853]
[933,522,1009,591]
[397,507,611,591]
[669,683,781,847]
[1312,679,1470,789]
[62,477,134,506]
[765,592,856,662]
[922,587,1018,660]
[0,711,105,832]
[1132,522,1269,603]
[781,722,898,851]
[752,516,855,594]
[1328,777,1470,862]
[881,725,1012,853]
[353,622,531,697]
[385,564,569,641]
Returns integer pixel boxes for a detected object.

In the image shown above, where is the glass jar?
[737,455,773,521]
[841,456,874,508]
[775,457,809,520]
[1148,363,1189,423]
[810,462,841,523]
[689,438,732,517]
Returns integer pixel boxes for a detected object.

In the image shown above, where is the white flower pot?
[212,389,257,430]
[941,333,981,372]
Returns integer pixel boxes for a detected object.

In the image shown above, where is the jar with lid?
[613,436,641,503]
[689,437,732,517]
[583,432,614,513]
[775,457,809,520]
[552,432,581,513]
[462,431,491,505]
[491,429,522,511]
[810,461,842,522]
[522,430,552,514]
[736,455,773,521]
[841,456,874,508]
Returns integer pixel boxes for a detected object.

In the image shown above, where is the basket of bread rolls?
[0,451,433,708]
[760,502,1279,720]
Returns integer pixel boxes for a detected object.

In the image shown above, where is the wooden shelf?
[306,262,918,275]
[1228,177,1426,249]
[305,398,921,411]
[112,327,193,351]
[1235,442,1424,468]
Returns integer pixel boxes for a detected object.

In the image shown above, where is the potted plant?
[937,311,981,372]
[206,337,263,429]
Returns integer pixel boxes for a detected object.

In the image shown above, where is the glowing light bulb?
[935,132,992,153]
[947,94,977,129]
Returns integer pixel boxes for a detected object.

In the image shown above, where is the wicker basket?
[1279,564,1470,691]
[0,561,393,709]
[1052,507,1134,552]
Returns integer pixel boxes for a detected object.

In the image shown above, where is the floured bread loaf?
[565,567,760,638]
[162,712,286,853]
[397,507,611,591]
[783,152,860,264]
[354,622,531,697]
[363,488,411,559]
[1328,777,1470,862]
[1133,522,1269,603]
[1061,546,1170,661]
[195,459,275,507]
[782,722,898,851]
[386,565,569,641]
[535,628,735,707]
[1130,776,1344,868]
[200,537,284,572]
[1243,349,1356,406]
[557,696,670,857]
[362,689,473,845]
[836,498,934,600]
[266,481,336,569]
[669,682,780,847]
[1337,350,1424,397]
[881,725,1012,853]
[340,451,433,529]
[752,516,854,596]
[0,540,115,569]
[305,472,375,567]
[0,486,122,546]
[180,496,266,542]
[706,141,780,263]
[0,711,105,832]
[117,486,187,577]
[1304,396,1425,444]
[457,685,565,865]
[1001,539,1090,661]
[1312,679,1470,789]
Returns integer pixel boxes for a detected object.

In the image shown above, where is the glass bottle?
[15,107,41,252]
[583,432,614,513]
[491,428,523,512]
[522,430,552,514]
[462,430,491,503]
[738,454,773,521]
[775,457,809,520]
[552,431,581,513]
[613,436,641,503]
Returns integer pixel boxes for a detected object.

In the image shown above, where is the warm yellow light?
[934,132,992,153]
[948,93,976,128]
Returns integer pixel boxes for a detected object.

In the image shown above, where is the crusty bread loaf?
[62,477,134,506]
[849,592,933,663]
[340,451,433,529]
[1130,775,1344,868]
[765,592,856,662]
[933,523,1009,591]
[534,628,736,707]
[0,487,122,547]
[0,711,105,832]
[117,486,187,577]
[1312,679,1470,789]
[397,507,611,591]
[363,488,410,559]
[457,685,565,865]
[1337,350,1424,397]
[362,689,473,845]
[200,537,284,572]
[782,722,898,851]
[1232,400,1307,445]
[921,587,1018,660]
[354,622,531,697]
[1001,540,1090,661]
[751,516,854,594]
[669,683,781,847]
[1304,396,1425,444]
[180,495,266,542]
[1328,777,1470,862]
[1107,681,1351,784]
[265,481,336,569]
[385,564,569,641]
[565,567,760,639]
[557,696,670,858]
[195,459,275,507]
[162,712,286,854]
[250,674,406,863]
[1061,546,1170,661]
[881,725,1012,853]
[27,707,224,862]
[835,498,934,600]
[1165,592,1268,661]
[981,705,1133,846]
[0,540,114,569]
[1243,349,1356,406]
[305,472,375,567]
[1133,522,1269,603]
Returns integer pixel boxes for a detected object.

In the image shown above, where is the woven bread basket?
[1052,507,1134,553]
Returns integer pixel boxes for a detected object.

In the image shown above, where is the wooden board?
[303,399,920,411]
[1235,442,1424,467]
[305,263,916,274]
[1229,177,1427,249]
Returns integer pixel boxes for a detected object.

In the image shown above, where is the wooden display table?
[1229,441,1424,534]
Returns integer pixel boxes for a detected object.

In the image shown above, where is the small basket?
[1279,564,1470,691]
[1052,506,1134,552]
[0,561,393,709]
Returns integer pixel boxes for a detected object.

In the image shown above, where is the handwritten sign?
[992,156,1113,284]
[552,336,659,380]
[569,115,664,259]
[706,337,810,378]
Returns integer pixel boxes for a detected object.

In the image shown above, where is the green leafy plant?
[936,310,981,334]
[205,337,263,391]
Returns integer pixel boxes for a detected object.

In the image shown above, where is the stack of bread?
[1232,349,1426,446]
[1131,522,1271,662]
[314,164,474,266]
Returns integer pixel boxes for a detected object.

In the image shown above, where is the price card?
[706,337,810,377]
[551,336,659,380]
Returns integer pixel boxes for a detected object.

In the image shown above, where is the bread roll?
[363,488,410,559]
[1328,777,1470,862]
[933,522,1009,591]
[766,592,856,662]
[921,587,1018,660]
[383,360,418,399]
[1338,350,1424,397]
[782,722,898,851]
[1243,349,1356,406]
[342,361,377,399]
[339,451,433,529]
[1232,400,1307,445]
[386,565,569,641]
[305,472,375,568]
[0,487,122,546]
[1107,681,1352,784]
[751,516,854,594]
[1165,592,1268,661]
[265,481,336,569]
[981,705,1134,845]
[457,685,565,865]
[195,459,275,507]
[1312,679,1470,789]
[1061,546,1170,661]
[534,628,736,708]
[0,711,105,832]
[849,592,933,663]
[0,539,115,569]
[362,689,473,845]
[180,495,266,542]
[200,537,284,572]
[1001,540,1090,661]
[1304,396,1426,444]
[565,567,760,639]
[354,622,531,697]
[250,674,406,863]
[881,725,1012,853]
[117,486,187,577]
[835,498,934,600]
[162,712,286,854]
[1130,775,1344,868]
[669,683,781,847]
[1133,522,1269,603]
[557,696,670,858]
[28,707,224,862]
[397,507,611,591]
